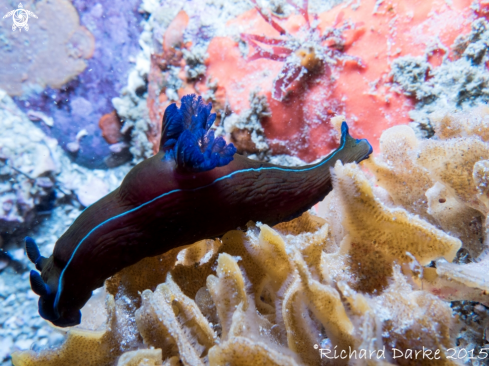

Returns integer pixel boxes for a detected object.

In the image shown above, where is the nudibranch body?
[26,94,372,327]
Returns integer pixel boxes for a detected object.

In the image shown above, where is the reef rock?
[0,0,94,96]
[0,90,56,233]
[147,0,479,162]
[11,0,144,168]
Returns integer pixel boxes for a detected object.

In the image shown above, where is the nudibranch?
[26,94,372,327]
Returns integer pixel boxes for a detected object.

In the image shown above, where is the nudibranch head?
[26,237,81,327]
[161,94,237,172]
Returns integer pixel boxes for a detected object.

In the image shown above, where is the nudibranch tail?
[161,94,237,172]
[337,121,373,164]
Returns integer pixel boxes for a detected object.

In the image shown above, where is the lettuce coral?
[12,214,464,365]
[364,107,489,310]
[12,107,489,365]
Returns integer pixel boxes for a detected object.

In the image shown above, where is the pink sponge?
[204,0,475,160]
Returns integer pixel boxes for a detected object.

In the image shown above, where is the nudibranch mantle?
[27,94,372,327]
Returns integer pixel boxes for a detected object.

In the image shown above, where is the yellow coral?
[363,125,434,220]
[116,349,162,366]
[14,108,489,366]
[425,182,485,258]
[417,137,489,215]
[429,106,489,141]
[207,253,248,339]
[208,336,300,366]
[13,210,466,365]
[294,255,355,350]
[333,161,461,266]
[13,296,124,366]
[135,275,214,366]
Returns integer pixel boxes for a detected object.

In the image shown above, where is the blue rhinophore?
[161,94,237,172]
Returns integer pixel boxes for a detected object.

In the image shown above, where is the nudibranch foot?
[28,94,372,327]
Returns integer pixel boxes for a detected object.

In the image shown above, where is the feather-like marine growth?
[26,94,372,327]
[161,95,237,172]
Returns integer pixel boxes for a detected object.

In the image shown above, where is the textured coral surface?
[147,0,481,162]
[11,107,489,365]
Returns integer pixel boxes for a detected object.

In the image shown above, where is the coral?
[366,105,489,260]
[362,125,434,220]
[202,0,475,161]
[417,138,489,215]
[12,106,489,365]
[217,90,271,156]
[318,161,461,298]
[332,162,461,265]
[362,107,489,321]
[117,349,162,366]
[392,17,489,135]
[425,182,485,260]
[12,245,185,366]
[12,295,133,366]
[429,104,489,141]
[136,275,215,365]
[0,0,94,96]
[12,207,466,365]
[240,0,361,102]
